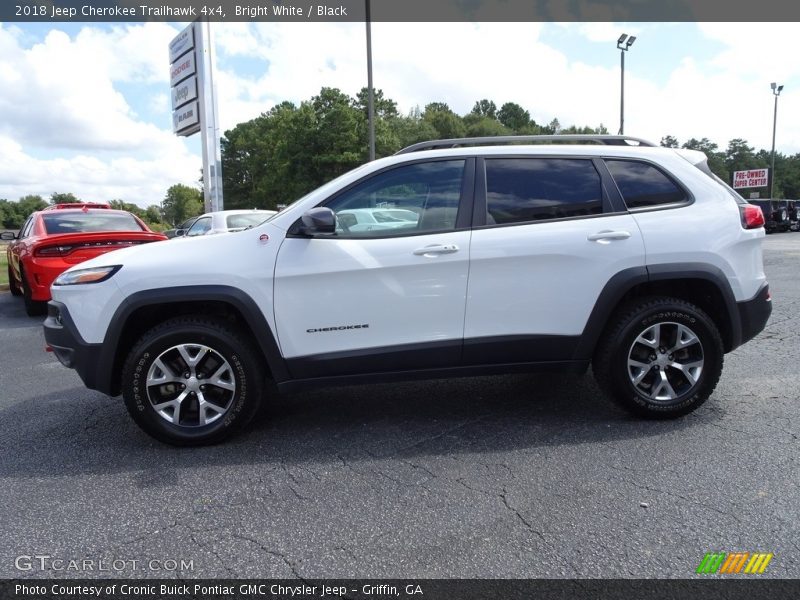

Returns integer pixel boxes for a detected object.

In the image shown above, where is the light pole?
[617,33,636,135]
[365,0,375,161]
[770,82,784,200]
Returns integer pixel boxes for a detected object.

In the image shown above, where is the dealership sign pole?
[169,22,223,213]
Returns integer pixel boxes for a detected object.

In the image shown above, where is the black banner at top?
[3,0,800,22]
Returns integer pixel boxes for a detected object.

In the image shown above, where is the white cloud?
[0,23,201,206]
[0,23,181,152]
[209,22,800,154]
[0,133,200,205]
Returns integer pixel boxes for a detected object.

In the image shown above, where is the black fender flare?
[573,263,740,360]
[100,285,289,394]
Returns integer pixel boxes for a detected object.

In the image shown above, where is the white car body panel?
[50,224,285,344]
[274,231,471,358]
[465,214,646,338]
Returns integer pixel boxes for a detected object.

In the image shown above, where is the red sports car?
[3,203,167,316]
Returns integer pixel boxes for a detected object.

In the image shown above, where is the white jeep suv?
[43,135,772,445]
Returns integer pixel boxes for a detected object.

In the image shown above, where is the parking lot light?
[617,33,636,135]
[770,82,784,201]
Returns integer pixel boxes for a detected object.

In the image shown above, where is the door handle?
[587,230,631,242]
[413,244,459,256]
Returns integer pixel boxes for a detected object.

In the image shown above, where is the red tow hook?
[45,344,53,352]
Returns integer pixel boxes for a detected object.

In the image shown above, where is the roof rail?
[395,135,657,154]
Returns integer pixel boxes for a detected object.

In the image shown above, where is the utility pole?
[365,0,375,161]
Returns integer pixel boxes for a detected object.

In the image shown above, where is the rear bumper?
[43,301,110,394]
[22,258,65,301]
[737,283,772,347]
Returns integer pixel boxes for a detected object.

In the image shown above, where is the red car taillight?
[740,204,765,229]
[35,245,75,257]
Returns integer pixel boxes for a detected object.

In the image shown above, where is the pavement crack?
[231,533,305,580]
[190,532,237,577]
[498,487,546,542]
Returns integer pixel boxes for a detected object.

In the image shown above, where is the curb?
[0,284,9,292]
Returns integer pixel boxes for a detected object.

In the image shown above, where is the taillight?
[35,245,75,257]
[740,204,765,229]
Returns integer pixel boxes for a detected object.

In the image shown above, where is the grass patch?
[0,245,8,286]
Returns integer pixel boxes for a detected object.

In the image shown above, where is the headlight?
[53,265,121,286]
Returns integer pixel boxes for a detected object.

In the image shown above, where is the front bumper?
[43,302,109,394]
[737,283,772,346]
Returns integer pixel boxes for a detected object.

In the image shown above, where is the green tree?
[145,205,162,223]
[463,114,509,137]
[497,102,531,131]
[50,192,80,205]
[162,184,202,225]
[682,138,727,180]
[471,99,498,119]
[18,194,47,215]
[423,103,466,139]
[355,87,398,119]
[660,135,679,148]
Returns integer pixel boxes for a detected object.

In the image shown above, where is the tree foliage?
[49,192,80,205]
[219,89,610,210]
[7,89,800,232]
[162,184,203,226]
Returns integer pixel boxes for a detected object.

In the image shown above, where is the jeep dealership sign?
[733,169,768,189]
[168,22,224,212]
[169,24,199,136]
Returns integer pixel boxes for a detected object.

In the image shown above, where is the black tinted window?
[485,158,603,224]
[42,212,144,234]
[326,160,465,237]
[606,160,687,209]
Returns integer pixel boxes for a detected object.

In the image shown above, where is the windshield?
[42,212,144,234]
[226,213,272,229]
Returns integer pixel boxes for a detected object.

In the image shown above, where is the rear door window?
[484,158,603,224]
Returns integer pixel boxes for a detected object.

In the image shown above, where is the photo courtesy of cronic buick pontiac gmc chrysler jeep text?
[42,136,772,445]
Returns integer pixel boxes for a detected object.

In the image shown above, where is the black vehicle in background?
[749,200,791,233]
[788,200,800,231]
[163,216,200,239]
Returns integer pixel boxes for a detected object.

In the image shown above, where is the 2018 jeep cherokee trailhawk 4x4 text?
[43,136,772,445]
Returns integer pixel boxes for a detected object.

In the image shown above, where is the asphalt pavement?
[0,235,798,579]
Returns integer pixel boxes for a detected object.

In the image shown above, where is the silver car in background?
[183,209,277,237]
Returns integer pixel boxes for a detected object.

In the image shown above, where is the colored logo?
[696,552,774,574]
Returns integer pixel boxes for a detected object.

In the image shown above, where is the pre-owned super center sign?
[733,169,768,189]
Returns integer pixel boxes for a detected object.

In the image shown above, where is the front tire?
[121,316,264,445]
[593,297,724,419]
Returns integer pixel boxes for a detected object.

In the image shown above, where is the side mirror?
[1,231,17,241]
[300,207,336,235]
[175,229,186,237]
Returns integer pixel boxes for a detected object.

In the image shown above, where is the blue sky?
[0,21,797,207]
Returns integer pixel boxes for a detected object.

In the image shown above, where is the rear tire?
[593,297,723,419]
[20,268,47,316]
[8,265,22,297]
[121,316,264,446]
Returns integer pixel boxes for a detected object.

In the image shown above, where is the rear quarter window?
[605,159,687,209]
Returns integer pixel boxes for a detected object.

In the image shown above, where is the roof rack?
[395,135,657,154]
